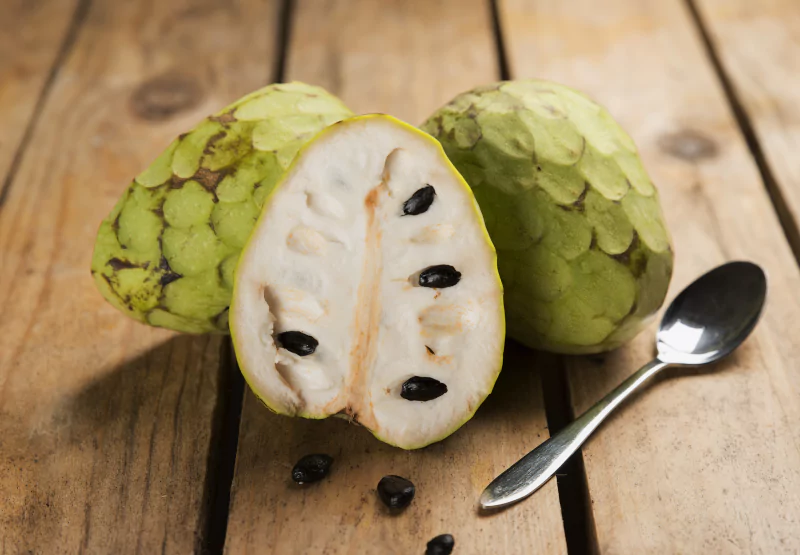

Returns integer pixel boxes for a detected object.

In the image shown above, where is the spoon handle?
[480,358,670,509]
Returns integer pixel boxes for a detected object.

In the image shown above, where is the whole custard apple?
[422,80,673,354]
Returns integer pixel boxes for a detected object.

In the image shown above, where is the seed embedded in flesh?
[277,331,318,356]
[401,377,448,401]
[402,185,436,215]
[377,475,416,510]
[426,534,455,555]
[291,454,333,484]
[418,265,461,288]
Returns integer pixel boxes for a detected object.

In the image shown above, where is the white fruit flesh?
[231,115,504,449]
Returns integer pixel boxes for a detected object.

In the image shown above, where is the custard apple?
[92,82,353,333]
[422,80,673,354]
[231,115,505,449]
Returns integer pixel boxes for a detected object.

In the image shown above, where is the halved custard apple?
[231,115,504,449]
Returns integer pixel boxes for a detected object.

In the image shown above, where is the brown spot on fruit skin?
[210,111,237,124]
[158,255,182,286]
[130,73,203,121]
[100,274,135,313]
[202,131,227,155]
[610,231,640,265]
[558,183,588,212]
[572,184,588,211]
[107,258,147,271]
[192,167,225,191]
[214,307,229,328]
[168,174,189,189]
[659,129,719,161]
[159,272,181,286]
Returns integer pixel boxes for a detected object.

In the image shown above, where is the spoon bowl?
[657,261,767,365]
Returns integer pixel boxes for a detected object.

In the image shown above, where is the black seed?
[401,377,448,401]
[418,265,461,288]
[377,475,415,510]
[402,185,436,215]
[277,331,318,356]
[291,454,333,484]
[425,345,435,355]
[426,534,455,555]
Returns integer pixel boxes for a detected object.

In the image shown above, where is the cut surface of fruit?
[231,115,504,449]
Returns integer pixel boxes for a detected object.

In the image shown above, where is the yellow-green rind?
[91,82,353,333]
[422,80,673,354]
[231,115,505,448]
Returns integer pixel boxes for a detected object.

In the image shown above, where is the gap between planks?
[199,1,295,552]
[684,0,800,264]
[489,1,597,553]
[200,341,244,554]
[0,0,91,207]
[540,356,599,555]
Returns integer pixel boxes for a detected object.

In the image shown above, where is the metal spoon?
[480,261,767,510]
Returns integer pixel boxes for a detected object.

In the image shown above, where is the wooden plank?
[498,0,800,552]
[0,0,79,192]
[691,0,800,252]
[224,1,568,553]
[0,0,280,552]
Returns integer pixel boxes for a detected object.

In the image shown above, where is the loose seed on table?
[426,534,455,555]
[291,454,333,484]
[377,475,416,510]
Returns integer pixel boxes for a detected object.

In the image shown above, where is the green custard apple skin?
[421,80,673,354]
[92,82,353,333]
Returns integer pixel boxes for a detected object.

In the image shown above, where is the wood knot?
[131,74,202,121]
[658,129,718,161]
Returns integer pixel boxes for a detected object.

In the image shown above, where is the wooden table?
[3,0,800,553]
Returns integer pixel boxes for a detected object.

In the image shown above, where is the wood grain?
[227,344,566,554]
[283,0,499,125]
[691,0,800,252]
[0,0,79,195]
[0,0,280,552]
[224,1,568,553]
[498,0,800,552]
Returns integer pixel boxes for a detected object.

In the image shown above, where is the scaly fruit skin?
[92,82,353,333]
[422,80,673,354]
